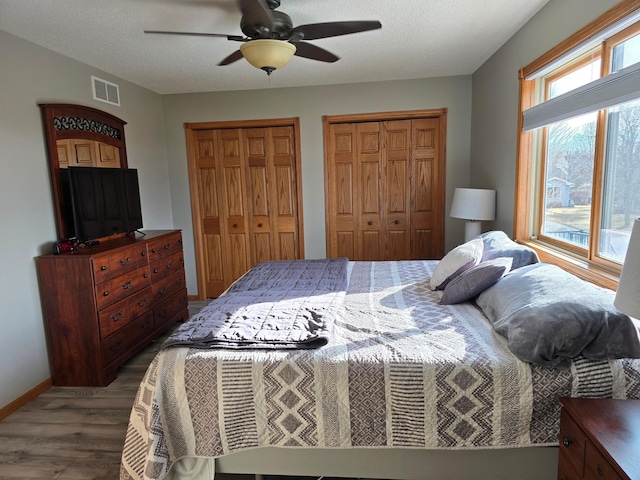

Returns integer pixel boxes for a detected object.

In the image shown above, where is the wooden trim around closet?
[323,109,447,125]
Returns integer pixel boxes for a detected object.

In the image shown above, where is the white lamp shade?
[614,218,640,319]
[240,39,296,71]
[450,188,496,221]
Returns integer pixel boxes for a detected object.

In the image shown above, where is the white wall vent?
[91,76,120,106]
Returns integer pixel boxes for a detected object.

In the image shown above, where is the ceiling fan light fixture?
[239,39,296,75]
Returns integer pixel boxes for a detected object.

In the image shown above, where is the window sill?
[518,239,620,291]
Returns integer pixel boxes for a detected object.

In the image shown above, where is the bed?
[120,234,640,480]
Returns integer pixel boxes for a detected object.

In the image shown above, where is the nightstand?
[558,397,640,480]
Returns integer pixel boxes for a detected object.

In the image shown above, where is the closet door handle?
[368,221,373,226]
[394,220,400,224]
[233,223,238,228]
[258,223,263,228]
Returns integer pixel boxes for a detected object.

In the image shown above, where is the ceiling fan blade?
[293,42,339,63]
[218,50,244,66]
[144,30,245,41]
[237,0,274,30]
[293,21,381,41]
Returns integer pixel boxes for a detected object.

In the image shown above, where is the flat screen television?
[65,167,143,243]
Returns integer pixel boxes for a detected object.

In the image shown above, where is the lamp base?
[464,221,482,242]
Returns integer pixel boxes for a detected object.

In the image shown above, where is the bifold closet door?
[244,126,300,267]
[188,121,304,299]
[325,114,445,261]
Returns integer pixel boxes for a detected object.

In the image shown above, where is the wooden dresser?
[558,397,640,480]
[37,230,189,386]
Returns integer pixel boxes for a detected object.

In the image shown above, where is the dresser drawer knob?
[163,243,172,250]
[165,262,173,270]
[119,257,131,266]
[110,311,124,322]
[100,265,107,271]
[141,251,146,256]
[562,436,572,448]
[121,280,133,290]
[103,291,109,297]
[154,269,159,274]
[151,248,157,253]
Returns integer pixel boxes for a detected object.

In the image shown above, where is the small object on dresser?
[53,238,74,254]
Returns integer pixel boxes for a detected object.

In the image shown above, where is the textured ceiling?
[0,0,550,94]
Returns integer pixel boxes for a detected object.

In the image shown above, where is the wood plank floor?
[0,302,361,480]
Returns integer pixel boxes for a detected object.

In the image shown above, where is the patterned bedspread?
[120,261,640,480]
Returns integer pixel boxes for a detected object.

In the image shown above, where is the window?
[517,2,640,288]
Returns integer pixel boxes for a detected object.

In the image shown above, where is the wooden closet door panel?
[244,128,274,266]
[194,130,225,296]
[411,118,443,259]
[357,122,383,261]
[57,140,72,168]
[269,126,299,260]
[96,142,121,168]
[71,139,98,167]
[327,123,360,259]
[217,129,249,286]
[384,120,411,259]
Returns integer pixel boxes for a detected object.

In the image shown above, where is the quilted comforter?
[162,258,348,350]
[121,260,640,480]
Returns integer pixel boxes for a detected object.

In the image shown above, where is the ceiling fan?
[145,0,382,75]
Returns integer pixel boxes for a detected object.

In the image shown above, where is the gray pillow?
[440,257,512,305]
[477,231,539,270]
[476,263,640,368]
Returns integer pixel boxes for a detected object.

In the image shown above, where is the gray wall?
[0,30,172,409]
[470,0,621,234]
[163,76,473,294]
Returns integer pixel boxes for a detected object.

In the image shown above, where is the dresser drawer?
[154,289,189,330]
[585,441,622,480]
[98,301,131,338]
[151,270,186,303]
[102,311,154,367]
[129,287,153,319]
[559,407,587,480]
[95,265,150,310]
[150,250,185,284]
[92,244,147,283]
[147,232,183,263]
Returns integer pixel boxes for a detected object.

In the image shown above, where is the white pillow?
[429,238,484,290]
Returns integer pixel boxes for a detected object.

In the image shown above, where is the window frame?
[516,0,640,290]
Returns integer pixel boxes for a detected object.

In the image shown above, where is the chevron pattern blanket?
[121,260,640,480]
